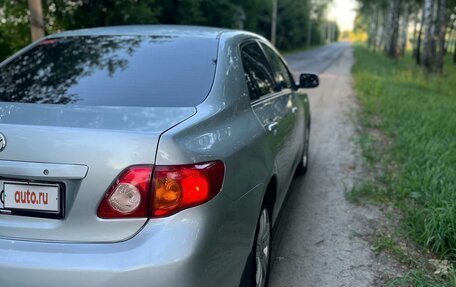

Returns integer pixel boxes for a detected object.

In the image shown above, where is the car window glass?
[0,35,218,107]
[261,43,293,89]
[240,42,275,101]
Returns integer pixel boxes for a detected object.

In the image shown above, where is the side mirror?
[299,73,319,88]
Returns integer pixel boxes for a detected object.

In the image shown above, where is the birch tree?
[356,0,456,70]
[435,0,446,72]
[421,0,448,73]
[384,0,401,58]
[421,0,435,71]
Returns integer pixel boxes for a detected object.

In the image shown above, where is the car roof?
[49,25,238,39]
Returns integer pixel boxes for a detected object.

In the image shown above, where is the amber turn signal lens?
[151,161,224,217]
[153,177,182,210]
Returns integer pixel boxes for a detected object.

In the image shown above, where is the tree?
[0,1,30,60]
[355,0,389,51]
[356,0,456,72]
[421,0,447,73]
[49,0,161,29]
[415,0,426,64]
[435,0,446,72]
[384,0,400,58]
[0,0,334,62]
[27,0,44,41]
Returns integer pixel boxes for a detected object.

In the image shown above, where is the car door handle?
[291,107,298,113]
[267,122,278,132]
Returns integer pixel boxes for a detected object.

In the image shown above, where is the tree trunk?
[386,0,400,58]
[454,41,456,64]
[452,25,456,64]
[374,6,380,51]
[307,0,312,48]
[453,20,456,64]
[384,1,394,54]
[412,11,420,59]
[444,25,453,54]
[416,7,426,65]
[422,0,435,72]
[416,29,422,64]
[368,18,373,48]
[435,0,446,73]
[271,0,277,46]
[27,0,45,41]
[379,8,388,51]
[367,5,375,49]
[430,2,438,69]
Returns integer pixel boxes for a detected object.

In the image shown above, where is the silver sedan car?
[0,26,318,287]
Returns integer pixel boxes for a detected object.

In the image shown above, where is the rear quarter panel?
[154,33,273,286]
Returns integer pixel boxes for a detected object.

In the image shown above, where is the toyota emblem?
[0,133,6,152]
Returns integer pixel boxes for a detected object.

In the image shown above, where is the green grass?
[372,236,415,265]
[387,270,455,287]
[352,45,456,284]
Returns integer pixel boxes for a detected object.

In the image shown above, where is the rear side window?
[0,35,218,107]
[261,43,294,89]
[240,42,275,101]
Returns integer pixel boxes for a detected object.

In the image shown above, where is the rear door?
[240,40,296,205]
[260,42,306,176]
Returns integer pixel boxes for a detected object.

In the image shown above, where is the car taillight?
[97,166,153,219]
[151,161,224,217]
[97,161,224,219]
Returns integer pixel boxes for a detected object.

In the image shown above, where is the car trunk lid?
[0,103,196,242]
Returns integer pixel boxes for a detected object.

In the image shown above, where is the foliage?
[0,0,336,61]
[352,44,456,285]
[49,0,162,30]
[0,1,29,60]
[355,0,456,72]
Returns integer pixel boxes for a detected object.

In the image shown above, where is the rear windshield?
[0,35,218,107]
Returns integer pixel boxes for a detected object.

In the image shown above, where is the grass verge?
[351,44,456,285]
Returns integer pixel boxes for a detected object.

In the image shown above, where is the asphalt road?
[269,43,381,286]
[285,42,349,75]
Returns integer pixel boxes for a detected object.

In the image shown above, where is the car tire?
[251,204,272,287]
[295,123,310,176]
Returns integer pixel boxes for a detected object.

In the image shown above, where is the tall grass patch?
[352,46,456,264]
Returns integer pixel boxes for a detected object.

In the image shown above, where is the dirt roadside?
[269,45,399,286]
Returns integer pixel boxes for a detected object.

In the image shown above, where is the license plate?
[2,182,60,213]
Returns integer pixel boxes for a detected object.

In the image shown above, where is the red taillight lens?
[151,161,224,217]
[97,161,224,219]
[97,166,152,219]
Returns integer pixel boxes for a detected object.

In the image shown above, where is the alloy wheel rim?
[255,208,271,287]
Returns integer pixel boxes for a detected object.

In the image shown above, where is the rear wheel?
[295,124,310,176]
[253,206,271,287]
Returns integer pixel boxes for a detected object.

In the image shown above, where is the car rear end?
[0,27,241,287]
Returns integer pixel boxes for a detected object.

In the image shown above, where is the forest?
[355,0,456,73]
[0,0,336,62]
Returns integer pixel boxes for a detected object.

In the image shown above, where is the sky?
[328,0,357,31]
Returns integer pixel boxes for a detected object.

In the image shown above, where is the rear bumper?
[0,192,256,287]
[0,221,196,287]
